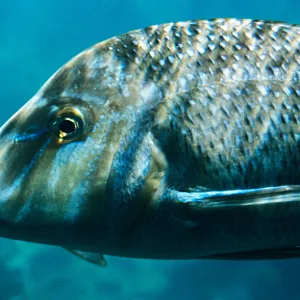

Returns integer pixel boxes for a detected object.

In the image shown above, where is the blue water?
[1,0,300,299]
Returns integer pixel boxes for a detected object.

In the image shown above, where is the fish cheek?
[23,138,101,225]
[10,138,59,223]
[0,135,51,221]
[7,138,75,224]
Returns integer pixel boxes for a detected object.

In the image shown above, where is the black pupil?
[59,119,76,134]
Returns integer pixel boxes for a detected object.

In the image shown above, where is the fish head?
[0,38,161,248]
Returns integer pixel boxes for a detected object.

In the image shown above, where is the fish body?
[1,19,300,264]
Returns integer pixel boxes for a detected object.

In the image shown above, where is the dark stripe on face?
[103,108,152,238]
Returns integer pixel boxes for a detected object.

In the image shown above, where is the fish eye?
[49,106,86,141]
[59,118,77,134]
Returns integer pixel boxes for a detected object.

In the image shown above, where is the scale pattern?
[117,19,300,190]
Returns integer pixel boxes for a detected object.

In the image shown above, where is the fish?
[1,18,300,266]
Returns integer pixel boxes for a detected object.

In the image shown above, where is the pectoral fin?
[169,185,300,260]
[203,247,300,260]
[65,248,107,267]
[171,185,300,208]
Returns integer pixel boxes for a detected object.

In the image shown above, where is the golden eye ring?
[49,106,85,141]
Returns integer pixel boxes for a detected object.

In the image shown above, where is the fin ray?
[172,185,300,208]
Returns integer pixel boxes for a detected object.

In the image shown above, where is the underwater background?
[1,0,300,299]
